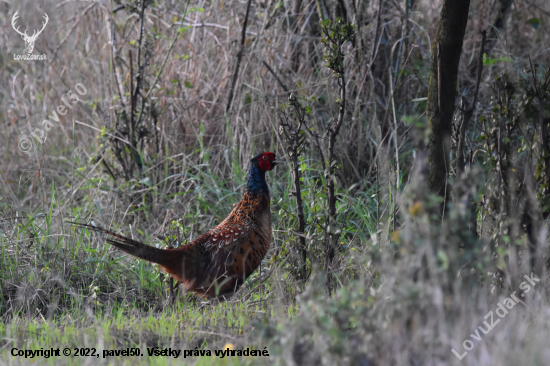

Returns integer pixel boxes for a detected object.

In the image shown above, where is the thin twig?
[134,1,191,132]
[277,97,309,280]
[74,120,130,145]
[457,30,486,174]
[52,2,96,61]
[226,0,254,112]
[262,61,289,93]
[129,50,135,151]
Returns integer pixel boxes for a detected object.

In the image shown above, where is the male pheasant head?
[251,152,284,171]
[247,152,284,193]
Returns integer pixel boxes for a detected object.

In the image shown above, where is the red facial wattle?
[259,160,271,171]
[258,152,275,171]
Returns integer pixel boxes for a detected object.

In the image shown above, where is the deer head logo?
[11,11,49,54]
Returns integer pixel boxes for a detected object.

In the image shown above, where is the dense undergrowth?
[1,0,550,364]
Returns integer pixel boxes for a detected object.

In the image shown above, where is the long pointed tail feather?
[68,221,171,265]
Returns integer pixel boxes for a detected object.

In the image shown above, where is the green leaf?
[305,106,311,114]
[437,250,449,270]
[244,93,252,105]
[483,53,513,66]
[178,25,192,33]
[417,100,427,110]
[527,18,540,30]
[184,80,193,89]
[536,163,542,179]
[139,177,152,186]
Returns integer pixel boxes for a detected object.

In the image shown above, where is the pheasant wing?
[197,219,268,297]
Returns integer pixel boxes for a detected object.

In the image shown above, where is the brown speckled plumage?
[71,152,282,298]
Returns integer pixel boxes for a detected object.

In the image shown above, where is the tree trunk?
[426,0,470,213]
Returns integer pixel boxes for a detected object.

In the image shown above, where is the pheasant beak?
[272,158,286,166]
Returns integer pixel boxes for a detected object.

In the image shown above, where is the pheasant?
[71,152,283,298]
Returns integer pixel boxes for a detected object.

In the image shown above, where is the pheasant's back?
[169,191,272,298]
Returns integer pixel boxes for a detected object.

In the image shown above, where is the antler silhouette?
[11,11,49,54]
[11,11,27,37]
